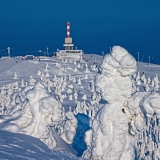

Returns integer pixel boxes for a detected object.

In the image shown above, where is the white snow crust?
[1,50,160,159]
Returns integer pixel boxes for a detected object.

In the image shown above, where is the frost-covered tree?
[147,77,151,84]
[13,72,18,79]
[45,63,48,72]
[21,79,25,87]
[82,94,87,100]
[72,77,76,82]
[153,74,159,91]
[0,81,63,150]
[74,67,77,72]
[69,94,73,100]
[136,74,141,86]
[29,76,36,85]
[74,92,78,99]
[84,74,88,79]
[45,72,49,77]
[90,79,95,92]
[144,83,151,92]
[77,77,81,85]
[57,111,77,144]
[83,46,137,160]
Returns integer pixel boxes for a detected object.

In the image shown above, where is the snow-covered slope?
[0,55,101,159]
[1,48,160,160]
[0,130,81,160]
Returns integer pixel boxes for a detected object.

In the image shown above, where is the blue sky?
[0,0,160,63]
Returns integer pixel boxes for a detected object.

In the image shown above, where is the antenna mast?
[7,47,10,57]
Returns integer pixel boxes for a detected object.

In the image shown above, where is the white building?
[54,22,83,59]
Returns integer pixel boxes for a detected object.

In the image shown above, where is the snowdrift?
[0,81,63,150]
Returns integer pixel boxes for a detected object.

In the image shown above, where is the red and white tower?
[55,22,83,58]
[67,22,70,38]
[64,22,74,50]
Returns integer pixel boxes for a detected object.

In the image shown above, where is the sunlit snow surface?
[0,130,82,160]
[1,47,160,160]
[0,54,101,160]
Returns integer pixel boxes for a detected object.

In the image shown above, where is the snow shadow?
[72,113,90,157]
[0,130,81,160]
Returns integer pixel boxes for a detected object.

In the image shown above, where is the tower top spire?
[67,22,70,38]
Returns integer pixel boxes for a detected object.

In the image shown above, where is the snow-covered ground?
[0,47,160,160]
[0,130,82,160]
[0,54,102,160]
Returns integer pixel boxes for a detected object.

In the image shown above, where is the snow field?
[1,47,160,160]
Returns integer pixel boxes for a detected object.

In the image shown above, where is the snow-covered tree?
[13,72,18,79]
[29,76,36,85]
[21,79,25,87]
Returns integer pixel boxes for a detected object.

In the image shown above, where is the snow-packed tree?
[13,72,18,79]
[83,46,137,160]
[0,81,63,150]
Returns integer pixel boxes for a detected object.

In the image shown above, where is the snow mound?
[58,111,78,144]
[0,81,63,150]
[140,92,160,118]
